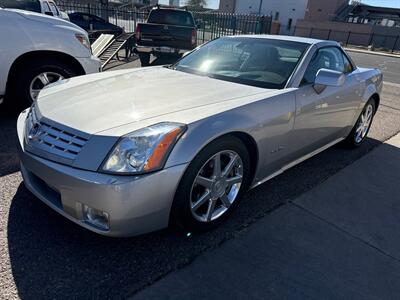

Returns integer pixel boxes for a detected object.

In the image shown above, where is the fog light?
[83,205,110,231]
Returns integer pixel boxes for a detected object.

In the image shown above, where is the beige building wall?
[304,0,348,21]
[219,0,236,13]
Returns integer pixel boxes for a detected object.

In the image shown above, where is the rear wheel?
[171,136,251,232]
[138,52,150,67]
[344,99,376,147]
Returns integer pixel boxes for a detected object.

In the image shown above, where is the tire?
[171,136,251,233]
[343,99,376,148]
[8,58,78,109]
[138,52,150,67]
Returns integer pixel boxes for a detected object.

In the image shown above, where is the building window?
[274,12,279,21]
[287,18,293,30]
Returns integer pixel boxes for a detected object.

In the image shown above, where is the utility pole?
[258,0,263,15]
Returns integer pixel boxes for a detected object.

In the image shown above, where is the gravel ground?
[0,52,399,299]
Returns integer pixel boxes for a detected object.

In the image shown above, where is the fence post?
[309,27,313,38]
[232,16,237,35]
[392,35,399,53]
[346,31,351,46]
[368,32,375,46]
[87,3,91,15]
[327,29,331,40]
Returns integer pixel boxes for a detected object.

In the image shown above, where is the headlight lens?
[75,33,91,51]
[101,122,186,174]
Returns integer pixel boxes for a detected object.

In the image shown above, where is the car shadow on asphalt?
[0,112,20,177]
[6,136,386,299]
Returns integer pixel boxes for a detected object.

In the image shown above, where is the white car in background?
[0,8,100,108]
[0,0,69,20]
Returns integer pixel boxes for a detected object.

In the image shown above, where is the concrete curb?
[345,47,400,58]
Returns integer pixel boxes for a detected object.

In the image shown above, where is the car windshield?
[173,37,309,89]
[148,9,194,27]
[0,0,41,12]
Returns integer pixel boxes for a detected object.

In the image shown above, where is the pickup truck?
[135,7,197,66]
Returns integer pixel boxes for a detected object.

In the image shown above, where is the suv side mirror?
[313,68,345,94]
[45,11,54,16]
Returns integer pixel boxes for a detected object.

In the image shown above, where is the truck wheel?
[8,58,78,109]
[138,53,150,67]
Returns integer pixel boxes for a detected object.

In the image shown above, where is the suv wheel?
[9,58,78,108]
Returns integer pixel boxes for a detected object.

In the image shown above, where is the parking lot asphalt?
[1,52,400,299]
[134,133,400,300]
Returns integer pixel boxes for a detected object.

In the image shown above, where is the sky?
[158,0,400,10]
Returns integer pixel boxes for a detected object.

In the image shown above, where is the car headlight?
[75,33,91,51]
[100,122,186,174]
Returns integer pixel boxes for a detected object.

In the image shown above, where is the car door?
[41,1,52,15]
[290,46,361,158]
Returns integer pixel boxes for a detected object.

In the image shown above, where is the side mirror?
[44,11,54,16]
[313,68,345,94]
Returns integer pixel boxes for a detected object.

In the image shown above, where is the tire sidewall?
[171,136,251,232]
[351,100,376,147]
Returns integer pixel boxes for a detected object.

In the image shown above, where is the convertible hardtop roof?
[227,34,339,46]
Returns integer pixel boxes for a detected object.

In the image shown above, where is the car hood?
[36,67,269,134]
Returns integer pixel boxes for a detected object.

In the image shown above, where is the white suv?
[0,8,101,108]
[0,0,69,20]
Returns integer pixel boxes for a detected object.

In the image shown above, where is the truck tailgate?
[138,23,194,50]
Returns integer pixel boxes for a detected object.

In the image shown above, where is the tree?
[186,0,207,8]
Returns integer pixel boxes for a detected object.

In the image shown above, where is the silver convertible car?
[17,35,382,236]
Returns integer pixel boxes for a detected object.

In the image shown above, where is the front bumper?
[17,114,188,237]
[76,55,102,74]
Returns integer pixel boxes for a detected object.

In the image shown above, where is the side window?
[302,47,345,85]
[342,52,354,73]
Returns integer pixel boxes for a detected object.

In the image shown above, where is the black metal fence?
[294,26,400,53]
[57,2,272,45]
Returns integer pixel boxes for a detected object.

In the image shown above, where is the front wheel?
[344,99,376,147]
[8,58,78,108]
[171,136,251,232]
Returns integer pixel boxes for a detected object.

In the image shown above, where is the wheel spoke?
[226,175,242,186]
[213,153,222,177]
[205,200,216,221]
[191,190,212,211]
[30,89,40,100]
[220,194,231,208]
[222,154,238,177]
[38,73,50,86]
[355,130,363,142]
[195,176,213,189]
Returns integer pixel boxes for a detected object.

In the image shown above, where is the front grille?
[26,107,89,161]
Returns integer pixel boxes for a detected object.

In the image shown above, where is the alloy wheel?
[355,103,374,144]
[29,72,64,101]
[190,150,243,223]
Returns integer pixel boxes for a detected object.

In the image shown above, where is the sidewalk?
[133,133,400,300]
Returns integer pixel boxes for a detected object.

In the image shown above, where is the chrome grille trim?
[25,106,89,161]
